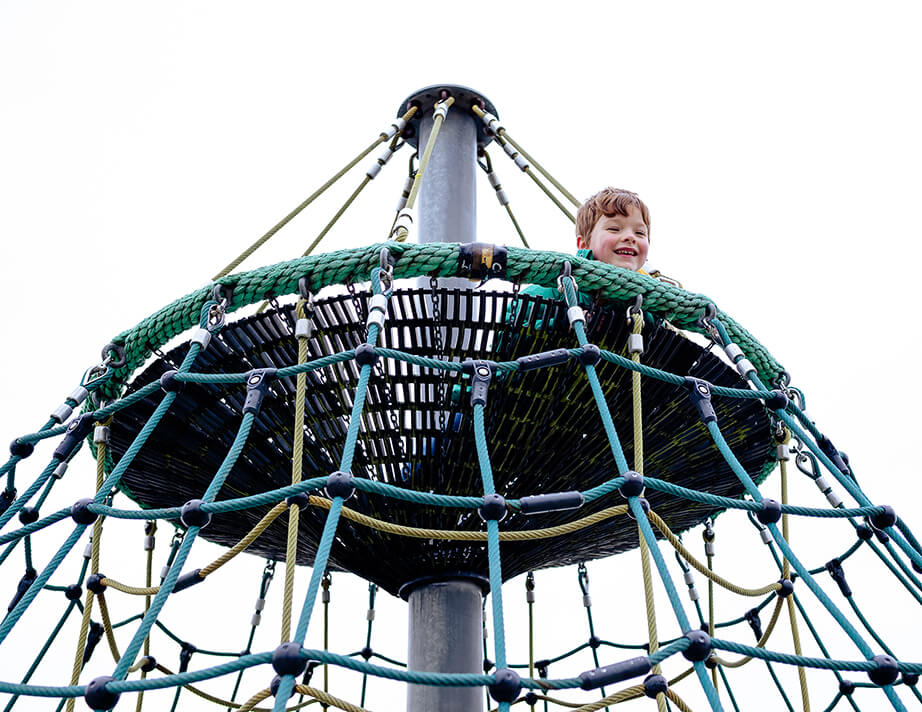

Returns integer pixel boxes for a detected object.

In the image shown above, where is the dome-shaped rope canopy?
[110,286,774,597]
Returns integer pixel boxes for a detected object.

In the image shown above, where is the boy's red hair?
[576,188,650,240]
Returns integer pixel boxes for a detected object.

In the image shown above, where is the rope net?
[1,245,920,712]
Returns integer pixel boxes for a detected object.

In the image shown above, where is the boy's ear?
[576,234,588,250]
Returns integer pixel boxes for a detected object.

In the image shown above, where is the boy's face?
[576,205,649,271]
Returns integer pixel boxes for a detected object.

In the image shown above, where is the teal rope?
[561,275,629,474]
[629,496,724,711]
[473,402,509,677]
[112,411,255,680]
[0,461,58,531]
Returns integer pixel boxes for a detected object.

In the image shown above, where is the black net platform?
[110,288,774,597]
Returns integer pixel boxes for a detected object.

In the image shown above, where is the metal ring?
[212,283,231,308]
[100,343,126,369]
[298,276,312,301]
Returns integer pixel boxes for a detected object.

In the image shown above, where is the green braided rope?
[97,243,784,400]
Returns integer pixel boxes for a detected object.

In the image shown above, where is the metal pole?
[398,85,498,712]
[406,579,485,712]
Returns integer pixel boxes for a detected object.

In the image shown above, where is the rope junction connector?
[644,673,668,699]
[685,377,717,424]
[180,499,211,529]
[519,491,584,515]
[579,656,651,689]
[71,498,98,525]
[243,368,278,416]
[825,558,852,598]
[516,348,570,372]
[468,360,494,407]
[478,493,507,522]
[325,470,355,501]
[868,654,900,686]
[84,676,119,711]
[489,668,521,703]
[173,569,205,593]
[53,413,96,462]
[682,629,712,662]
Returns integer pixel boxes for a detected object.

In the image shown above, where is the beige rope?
[711,596,785,668]
[283,297,311,642]
[211,106,417,280]
[649,513,782,597]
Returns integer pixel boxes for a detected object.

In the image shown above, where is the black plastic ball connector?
[902,672,919,687]
[776,578,794,598]
[626,498,650,521]
[360,646,372,661]
[619,470,645,498]
[9,438,34,459]
[868,654,900,686]
[286,493,309,510]
[65,584,82,601]
[325,471,355,500]
[272,642,307,677]
[644,674,668,698]
[18,507,38,524]
[489,668,522,703]
[180,499,211,529]
[140,656,157,673]
[354,344,379,367]
[159,369,184,393]
[269,675,293,700]
[579,343,601,366]
[704,656,718,669]
[524,692,539,706]
[479,493,507,521]
[84,676,120,710]
[0,488,16,515]
[764,390,789,411]
[838,679,855,696]
[856,524,873,541]
[681,630,712,662]
[756,498,782,525]
[71,498,98,525]
[870,505,897,531]
[86,573,107,595]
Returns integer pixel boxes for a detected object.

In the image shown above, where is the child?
[575,187,650,273]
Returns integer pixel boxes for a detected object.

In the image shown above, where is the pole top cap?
[398,84,499,150]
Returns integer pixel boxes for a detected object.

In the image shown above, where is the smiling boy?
[575,187,650,272]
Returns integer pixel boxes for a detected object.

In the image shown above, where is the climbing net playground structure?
[1,86,922,712]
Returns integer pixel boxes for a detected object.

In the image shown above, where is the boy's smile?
[576,205,649,271]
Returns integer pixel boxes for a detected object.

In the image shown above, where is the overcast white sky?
[1,2,921,711]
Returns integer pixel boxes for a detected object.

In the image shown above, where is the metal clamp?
[557,261,579,297]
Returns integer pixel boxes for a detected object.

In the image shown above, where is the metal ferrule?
[69,386,90,406]
[396,176,413,211]
[582,594,592,607]
[382,117,407,140]
[52,403,73,424]
[366,145,395,179]
[567,305,586,327]
[514,154,530,172]
[760,528,774,545]
[776,443,790,461]
[826,490,843,508]
[689,587,700,602]
[433,101,449,120]
[160,565,170,580]
[736,358,755,378]
[684,570,695,586]
[705,541,715,557]
[628,333,644,355]
[495,187,509,206]
[192,327,212,350]
[251,612,262,627]
[94,426,110,444]
[367,609,375,621]
[487,171,501,190]
[814,475,830,493]
[368,294,388,314]
[255,597,266,611]
[366,310,386,330]
[295,319,312,339]
[724,343,744,362]
[481,111,504,134]
[84,541,94,559]
[526,591,535,603]
[53,461,68,480]
[143,536,155,551]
